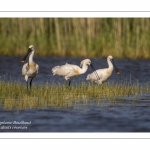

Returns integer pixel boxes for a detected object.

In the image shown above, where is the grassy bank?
[0,18,150,58]
[0,80,150,110]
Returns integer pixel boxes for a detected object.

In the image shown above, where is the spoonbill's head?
[28,45,35,51]
[80,59,91,67]
[108,55,120,75]
[80,59,100,81]
[21,45,35,63]
[108,55,113,60]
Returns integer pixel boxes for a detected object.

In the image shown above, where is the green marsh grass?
[1,18,150,58]
[0,80,150,110]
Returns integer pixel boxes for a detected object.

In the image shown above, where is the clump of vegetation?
[0,80,150,110]
[1,18,150,58]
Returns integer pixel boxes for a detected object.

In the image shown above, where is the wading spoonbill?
[21,45,39,89]
[86,55,120,85]
[52,59,100,86]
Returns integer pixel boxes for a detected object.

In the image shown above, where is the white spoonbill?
[21,45,39,89]
[86,55,120,85]
[52,59,100,86]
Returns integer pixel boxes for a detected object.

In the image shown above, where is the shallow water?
[0,56,150,132]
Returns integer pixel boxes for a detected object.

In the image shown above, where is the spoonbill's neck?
[107,58,113,71]
[29,51,35,63]
[80,63,89,74]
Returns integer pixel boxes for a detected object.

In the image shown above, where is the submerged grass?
[0,80,150,110]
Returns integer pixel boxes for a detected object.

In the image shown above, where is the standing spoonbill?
[86,55,120,85]
[52,59,100,86]
[21,45,39,89]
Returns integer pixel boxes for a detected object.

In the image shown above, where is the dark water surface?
[0,56,150,132]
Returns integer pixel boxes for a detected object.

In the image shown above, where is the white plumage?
[21,45,39,89]
[86,55,120,85]
[52,59,99,86]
